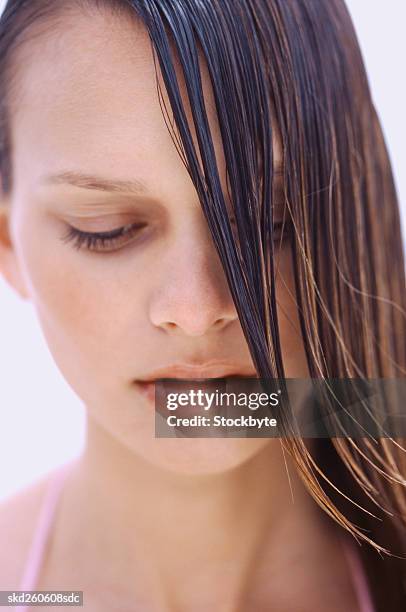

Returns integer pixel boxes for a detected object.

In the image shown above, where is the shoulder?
[0,469,56,589]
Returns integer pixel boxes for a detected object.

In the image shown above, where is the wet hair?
[1,0,406,608]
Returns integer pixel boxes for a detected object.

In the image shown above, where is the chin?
[84,396,273,477]
[133,437,272,476]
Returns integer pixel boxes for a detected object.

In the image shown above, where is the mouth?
[134,376,251,406]
[134,359,257,403]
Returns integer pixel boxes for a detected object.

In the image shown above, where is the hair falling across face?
[0,0,405,609]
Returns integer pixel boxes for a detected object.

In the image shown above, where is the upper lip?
[136,361,257,382]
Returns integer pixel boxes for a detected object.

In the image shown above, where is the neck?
[54,415,321,611]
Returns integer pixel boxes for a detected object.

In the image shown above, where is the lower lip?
[134,379,213,406]
[134,379,227,407]
[134,378,243,407]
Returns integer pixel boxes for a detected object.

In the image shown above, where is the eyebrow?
[43,166,284,194]
[43,171,148,194]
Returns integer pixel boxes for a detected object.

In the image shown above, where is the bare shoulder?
[0,470,56,589]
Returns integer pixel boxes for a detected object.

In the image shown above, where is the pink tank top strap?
[340,536,376,612]
[14,461,74,612]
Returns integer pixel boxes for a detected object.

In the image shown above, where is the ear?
[0,199,30,301]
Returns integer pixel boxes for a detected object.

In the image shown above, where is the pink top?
[15,461,376,612]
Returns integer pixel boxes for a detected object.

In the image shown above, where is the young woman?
[0,0,405,610]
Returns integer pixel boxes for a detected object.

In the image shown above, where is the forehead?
[8,5,282,199]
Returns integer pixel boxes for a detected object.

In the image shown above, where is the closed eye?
[60,221,148,252]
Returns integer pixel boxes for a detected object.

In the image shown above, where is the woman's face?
[1,8,308,473]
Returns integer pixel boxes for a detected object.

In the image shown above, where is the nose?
[148,217,238,337]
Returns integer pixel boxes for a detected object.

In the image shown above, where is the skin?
[0,6,360,611]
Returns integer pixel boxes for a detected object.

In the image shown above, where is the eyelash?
[61,219,291,253]
[61,222,147,252]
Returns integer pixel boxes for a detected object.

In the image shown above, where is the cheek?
[13,214,148,397]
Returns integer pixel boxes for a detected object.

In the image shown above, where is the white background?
[0,0,405,499]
